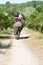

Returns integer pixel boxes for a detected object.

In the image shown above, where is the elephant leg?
[14,26,18,38]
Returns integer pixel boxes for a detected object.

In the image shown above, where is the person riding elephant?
[14,12,23,39]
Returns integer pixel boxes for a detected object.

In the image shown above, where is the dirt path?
[7,39,39,65]
[0,29,39,65]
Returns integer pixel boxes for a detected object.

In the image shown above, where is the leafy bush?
[0,5,15,30]
[27,4,43,33]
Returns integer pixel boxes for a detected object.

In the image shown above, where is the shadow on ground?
[0,36,12,39]
[0,44,11,49]
[16,36,30,40]
[0,50,6,54]
[20,36,29,39]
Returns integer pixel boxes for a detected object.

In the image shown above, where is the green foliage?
[27,4,43,33]
[0,4,16,30]
[0,1,43,33]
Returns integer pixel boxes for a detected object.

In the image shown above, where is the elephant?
[13,22,23,39]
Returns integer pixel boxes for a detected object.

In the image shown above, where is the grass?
[0,42,2,45]
[24,27,43,40]
[0,29,13,36]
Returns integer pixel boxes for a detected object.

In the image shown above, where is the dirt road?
[0,28,43,65]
